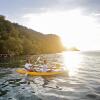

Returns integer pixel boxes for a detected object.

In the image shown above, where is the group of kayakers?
[24,58,52,72]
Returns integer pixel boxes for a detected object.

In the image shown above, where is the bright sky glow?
[21,9,100,51]
[1,0,100,51]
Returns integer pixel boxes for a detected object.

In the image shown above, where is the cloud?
[80,0,100,13]
[1,0,100,17]
[2,0,100,27]
[20,0,100,19]
[37,0,100,22]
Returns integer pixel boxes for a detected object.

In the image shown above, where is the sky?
[0,0,100,51]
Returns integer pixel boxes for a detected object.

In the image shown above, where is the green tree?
[5,37,23,55]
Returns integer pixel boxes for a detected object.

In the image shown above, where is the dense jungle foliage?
[0,15,65,55]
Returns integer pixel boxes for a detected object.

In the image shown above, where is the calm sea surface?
[0,51,100,100]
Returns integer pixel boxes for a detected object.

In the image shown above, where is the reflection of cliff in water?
[0,54,63,68]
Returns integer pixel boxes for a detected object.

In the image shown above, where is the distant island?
[65,47,80,51]
[0,15,79,55]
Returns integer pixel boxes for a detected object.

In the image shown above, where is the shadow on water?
[41,76,64,90]
[0,74,66,100]
[0,78,42,100]
[0,79,22,96]
[0,89,9,97]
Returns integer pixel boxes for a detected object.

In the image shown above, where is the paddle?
[34,56,41,64]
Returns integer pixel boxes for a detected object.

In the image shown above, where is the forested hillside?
[0,15,64,55]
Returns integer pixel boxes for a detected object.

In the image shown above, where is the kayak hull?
[16,69,63,76]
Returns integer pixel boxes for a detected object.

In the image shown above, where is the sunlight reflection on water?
[62,51,83,76]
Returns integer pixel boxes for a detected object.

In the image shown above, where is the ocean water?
[0,51,100,100]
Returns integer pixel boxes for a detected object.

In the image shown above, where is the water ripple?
[0,52,100,100]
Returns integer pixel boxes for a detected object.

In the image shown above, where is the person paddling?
[24,59,33,72]
[39,60,52,72]
[20,59,32,84]
[24,59,36,72]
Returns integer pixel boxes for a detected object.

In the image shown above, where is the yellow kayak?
[16,69,63,76]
